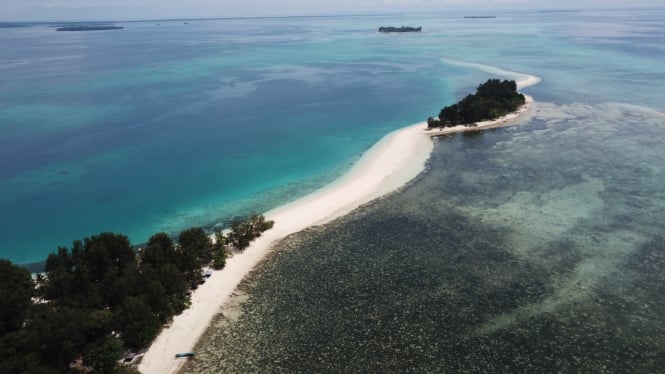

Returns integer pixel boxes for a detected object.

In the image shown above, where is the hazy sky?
[2,0,662,21]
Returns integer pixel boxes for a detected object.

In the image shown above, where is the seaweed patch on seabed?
[186,102,665,373]
[458,102,665,358]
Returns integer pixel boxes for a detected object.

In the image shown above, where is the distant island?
[464,16,497,19]
[427,79,525,128]
[0,23,31,28]
[378,26,422,33]
[538,10,580,13]
[56,25,124,32]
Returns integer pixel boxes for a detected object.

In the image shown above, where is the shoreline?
[138,122,434,374]
[138,69,541,374]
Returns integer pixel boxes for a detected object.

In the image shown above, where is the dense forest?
[0,214,273,373]
[427,79,525,128]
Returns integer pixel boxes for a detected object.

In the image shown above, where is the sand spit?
[139,123,433,374]
[139,62,541,374]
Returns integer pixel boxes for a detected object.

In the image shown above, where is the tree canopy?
[0,260,34,335]
[428,79,525,128]
[0,214,274,373]
[227,214,275,251]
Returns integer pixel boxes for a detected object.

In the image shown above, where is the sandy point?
[138,122,433,374]
[139,65,541,374]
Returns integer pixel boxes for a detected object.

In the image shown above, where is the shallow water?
[183,9,665,372]
[187,100,665,373]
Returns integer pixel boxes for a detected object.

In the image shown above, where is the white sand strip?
[139,62,542,374]
[441,58,542,89]
[139,122,434,374]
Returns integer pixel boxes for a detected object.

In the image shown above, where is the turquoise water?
[179,10,665,373]
[191,103,665,372]
[0,10,663,271]
[1,16,466,264]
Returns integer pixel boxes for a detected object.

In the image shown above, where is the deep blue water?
[1,10,664,266]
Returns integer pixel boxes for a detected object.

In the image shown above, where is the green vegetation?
[427,79,525,128]
[0,260,34,336]
[227,214,275,250]
[0,214,273,373]
[212,230,230,270]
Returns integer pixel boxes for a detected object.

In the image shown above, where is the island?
[0,23,31,28]
[427,79,525,129]
[56,25,124,31]
[378,26,422,33]
[464,16,497,19]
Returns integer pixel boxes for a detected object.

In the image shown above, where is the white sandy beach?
[138,67,541,374]
[138,122,433,374]
[441,58,543,91]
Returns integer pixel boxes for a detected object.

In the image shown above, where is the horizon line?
[2,6,664,24]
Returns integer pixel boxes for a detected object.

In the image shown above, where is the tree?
[0,259,34,334]
[0,228,207,373]
[227,214,275,251]
[178,227,213,266]
[250,214,275,233]
[114,297,160,350]
[30,305,89,370]
[83,233,135,282]
[438,104,460,126]
[42,233,138,309]
[432,79,524,126]
[101,270,127,309]
[212,245,228,270]
[175,248,203,288]
[84,336,123,374]
[228,219,253,250]
[42,247,74,301]
[157,263,188,297]
[140,232,176,269]
[426,116,440,128]
[144,281,172,323]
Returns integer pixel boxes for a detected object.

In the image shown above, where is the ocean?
[3,9,665,369]
[1,15,460,264]
[140,10,664,373]
[3,11,662,266]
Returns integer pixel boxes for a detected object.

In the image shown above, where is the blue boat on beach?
[175,352,195,358]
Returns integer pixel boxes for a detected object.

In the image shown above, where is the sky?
[0,0,663,22]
